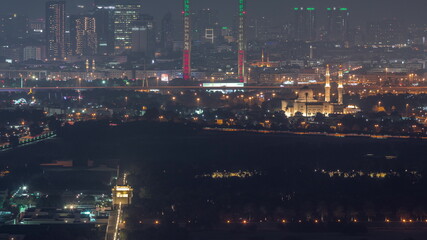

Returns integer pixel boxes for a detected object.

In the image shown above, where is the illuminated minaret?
[338,65,344,105]
[237,0,246,83]
[325,64,331,102]
[85,59,89,72]
[182,0,191,80]
[92,59,96,72]
[261,49,265,64]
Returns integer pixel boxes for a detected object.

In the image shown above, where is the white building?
[281,86,335,117]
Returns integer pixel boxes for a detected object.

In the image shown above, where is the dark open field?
[2,121,427,239]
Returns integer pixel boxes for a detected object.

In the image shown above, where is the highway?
[1,85,427,93]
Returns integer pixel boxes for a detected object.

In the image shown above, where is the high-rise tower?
[46,1,66,60]
[325,64,331,102]
[327,7,349,42]
[293,7,316,42]
[114,0,142,54]
[72,15,97,56]
[193,9,220,43]
[160,12,174,53]
[238,0,246,83]
[338,65,344,105]
[94,0,116,55]
[182,0,191,80]
[131,15,156,56]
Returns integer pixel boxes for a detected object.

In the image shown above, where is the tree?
[314,113,325,123]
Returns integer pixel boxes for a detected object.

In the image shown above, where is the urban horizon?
[0,1,427,240]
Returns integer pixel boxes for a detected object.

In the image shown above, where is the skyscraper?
[114,0,142,54]
[293,7,316,42]
[46,1,66,60]
[326,7,349,42]
[131,14,155,56]
[0,14,29,42]
[72,15,97,56]
[366,19,402,45]
[237,0,246,83]
[160,12,174,53]
[182,0,191,80]
[193,9,220,43]
[94,0,116,55]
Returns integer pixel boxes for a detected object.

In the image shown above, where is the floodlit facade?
[112,185,133,206]
[74,16,97,56]
[282,86,335,117]
[114,0,142,54]
[46,1,66,60]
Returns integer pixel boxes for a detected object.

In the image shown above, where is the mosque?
[281,65,346,117]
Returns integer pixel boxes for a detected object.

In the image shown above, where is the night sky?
[2,0,427,26]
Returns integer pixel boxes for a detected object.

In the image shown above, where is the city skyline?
[1,0,427,26]
[1,1,427,240]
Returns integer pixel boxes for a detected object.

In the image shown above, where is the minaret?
[338,65,344,105]
[85,59,89,73]
[325,64,331,102]
[261,49,265,64]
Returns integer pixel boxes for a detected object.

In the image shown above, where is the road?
[204,127,427,140]
[1,84,427,93]
[105,203,123,240]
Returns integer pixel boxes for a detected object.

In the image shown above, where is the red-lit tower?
[182,0,191,80]
[238,0,246,82]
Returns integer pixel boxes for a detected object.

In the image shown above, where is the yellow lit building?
[112,185,133,206]
[281,86,336,117]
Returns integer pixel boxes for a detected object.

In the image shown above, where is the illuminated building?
[281,86,335,117]
[326,7,349,42]
[72,16,97,56]
[28,18,45,35]
[343,105,361,114]
[181,0,246,81]
[23,46,43,61]
[237,0,247,82]
[293,7,316,42]
[46,1,66,60]
[251,49,277,67]
[281,65,346,116]
[112,185,133,206]
[114,0,142,54]
[182,0,191,80]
